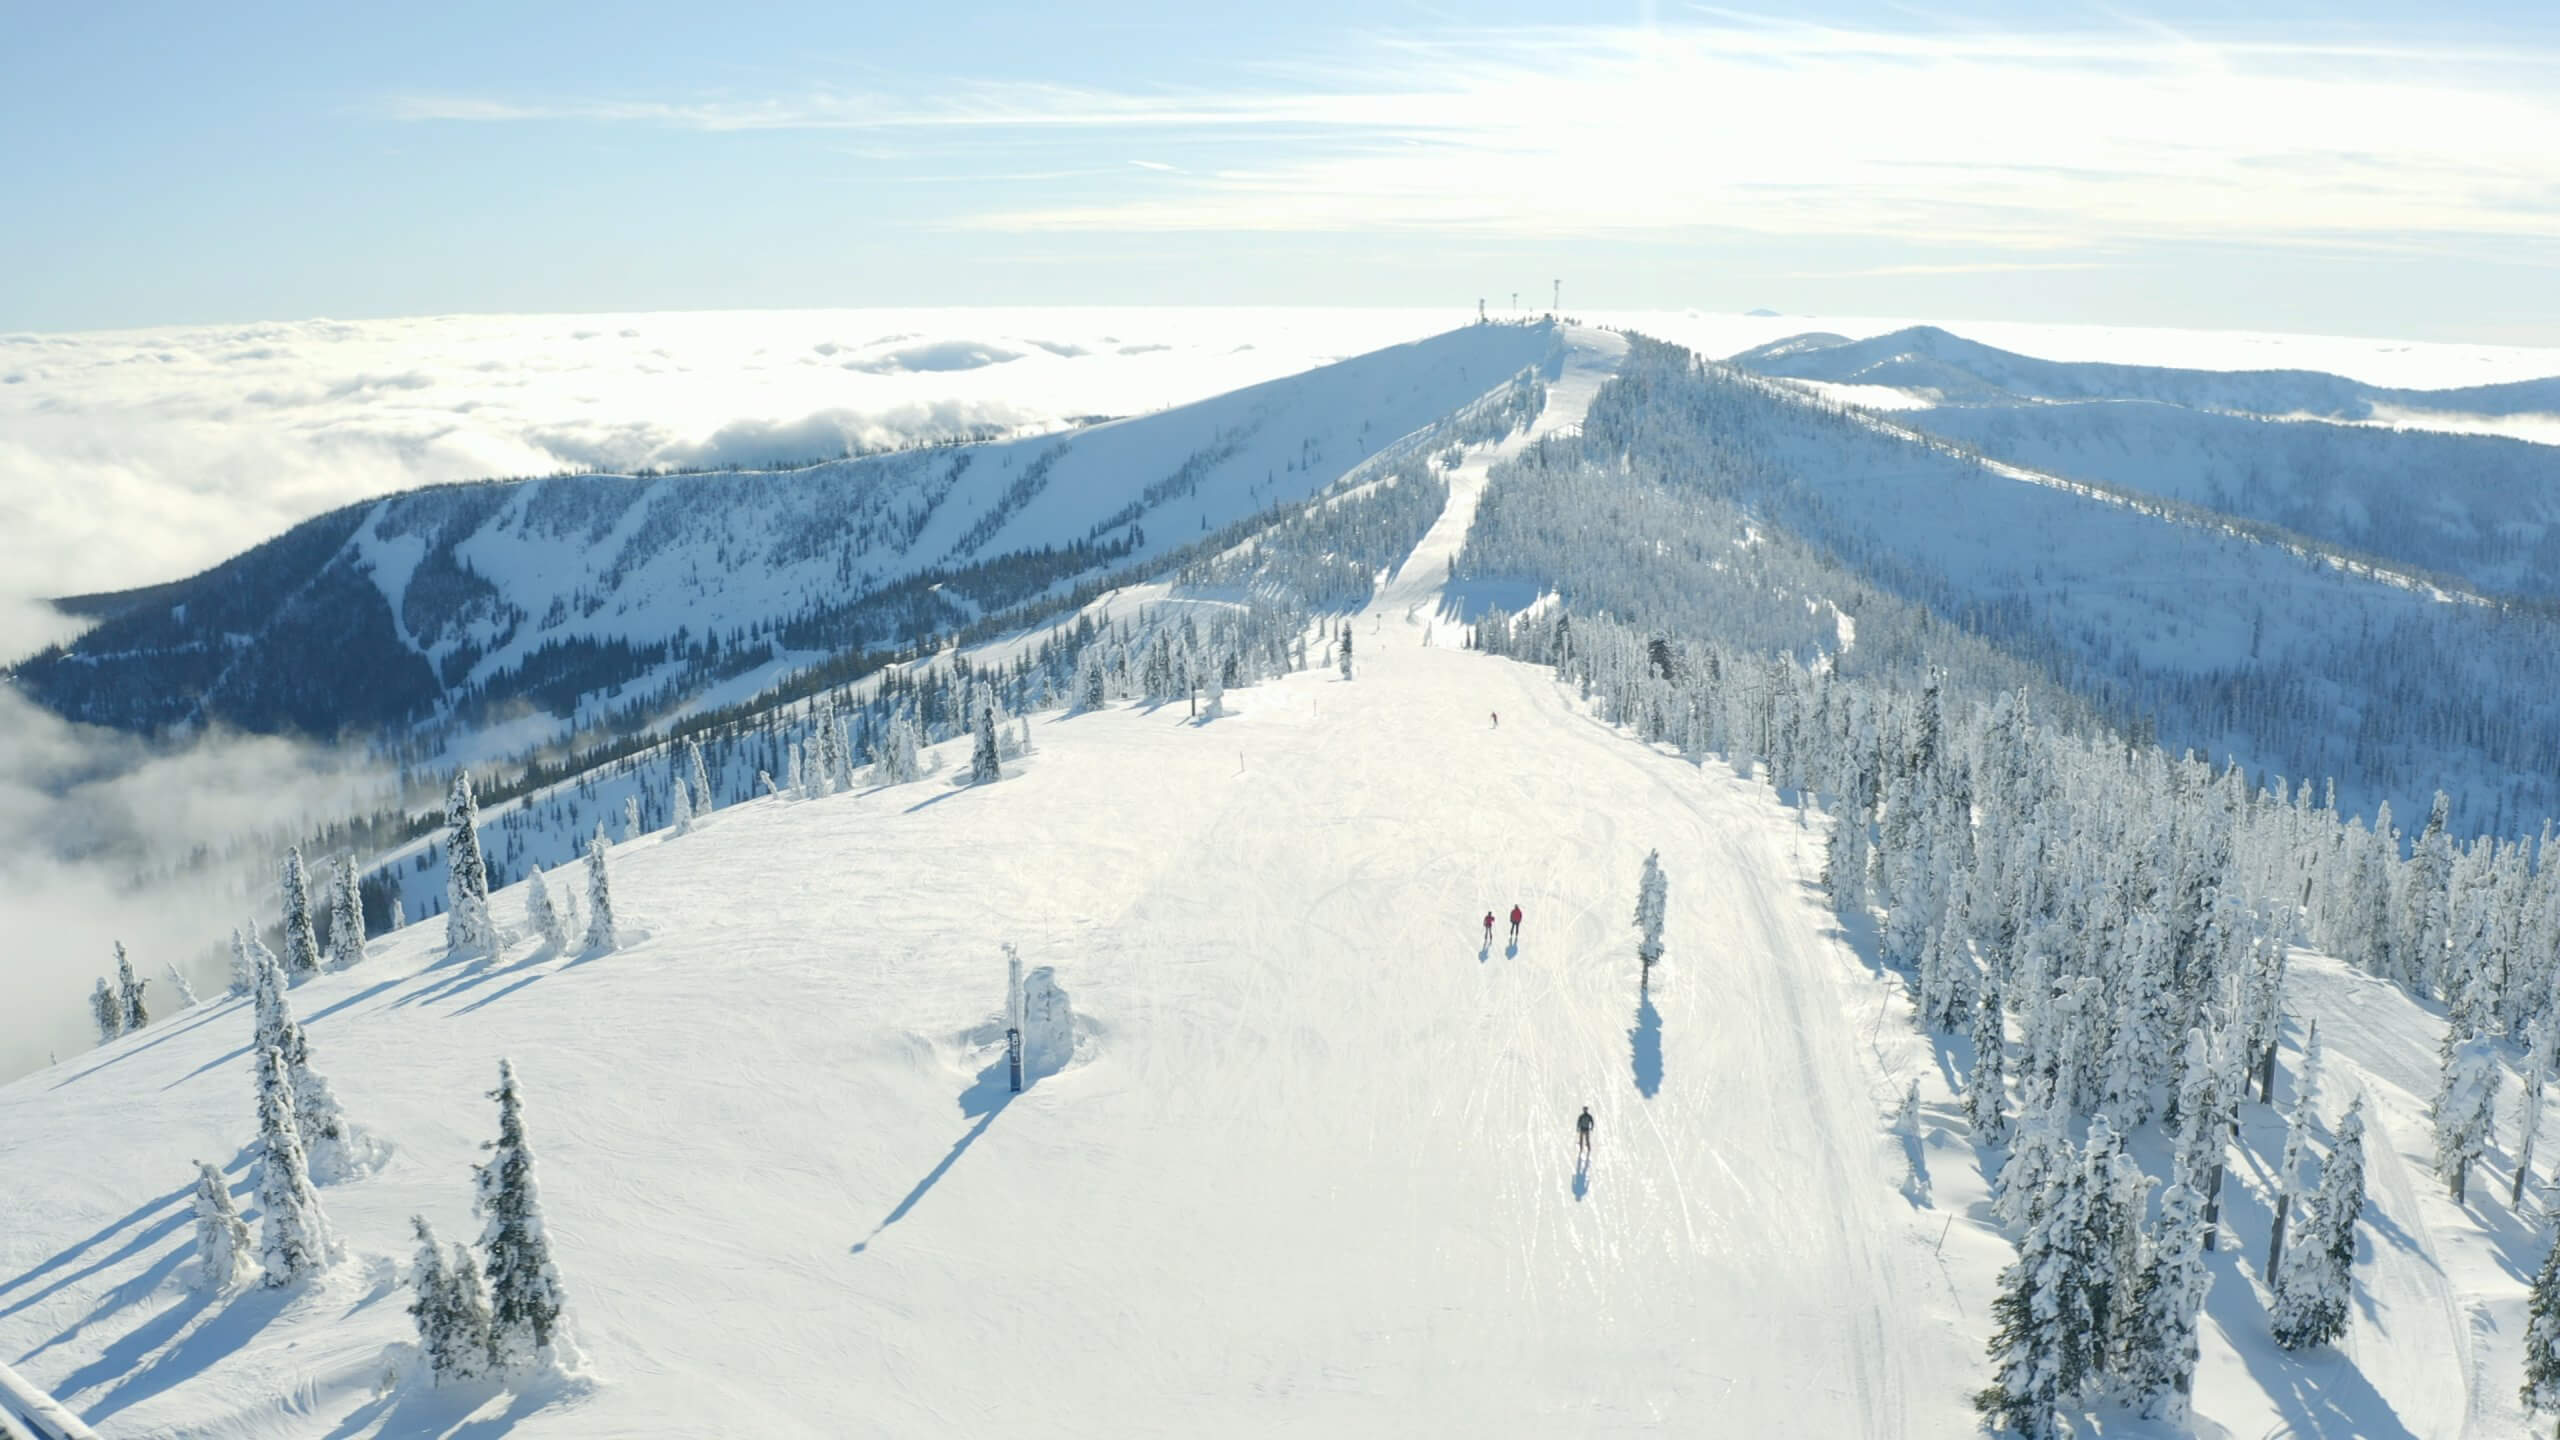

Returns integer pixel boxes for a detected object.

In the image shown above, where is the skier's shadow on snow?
[1630,984,1663,1100]
[850,1049,1022,1256]
[1572,1155,1590,1202]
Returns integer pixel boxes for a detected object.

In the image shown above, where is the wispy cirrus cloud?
[387,17,2560,255]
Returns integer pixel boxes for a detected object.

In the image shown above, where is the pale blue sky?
[5,2,2558,339]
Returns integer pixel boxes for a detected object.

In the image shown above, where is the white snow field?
[1,327,2548,1440]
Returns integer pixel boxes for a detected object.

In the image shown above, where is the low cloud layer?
[0,307,1468,661]
[0,688,394,1081]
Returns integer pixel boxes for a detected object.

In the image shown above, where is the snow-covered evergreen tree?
[280,846,323,979]
[1822,794,1873,916]
[1337,621,1353,680]
[191,1159,255,1292]
[163,961,199,1010]
[622,794,641,842]
[1074,647,1107,712]
[1967,980,2011,1146]
[2135,1165,2214,1423]
[2525,1217,2560,1429]
[2272,1096,2366,1349]
[409,1216,492,1386]
[253,1031,339,1285]
[1978,1118,2101,1439]
[90,976,125,1044]
[329,859,368,971]
[971,703,1001,784]
[2522,1011,2558,1206]
[687,737,714,816]
[475,1059,570,1375]
[582,825,617,954]
[2433,1029,2502,1204]
[524,864,569,951]
[114,941,148,1030]
[1634,849,1667,968]
[445,772,496,957]
[252,944,370,1182]
[670,772,695,837]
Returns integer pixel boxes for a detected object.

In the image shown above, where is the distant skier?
[1491,711,1500,729]
[1576,1105,1595,1156]
[1508,905,1524,942]
[1483,911,1497,947]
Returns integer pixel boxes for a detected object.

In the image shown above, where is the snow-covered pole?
[1008,1027,1024,1095]
[0,1358,102,1440]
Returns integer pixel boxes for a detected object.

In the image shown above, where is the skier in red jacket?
[1508,905,1524,942]
[1482,911,1496,946]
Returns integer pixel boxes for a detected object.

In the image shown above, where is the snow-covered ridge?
[12,323,1561,748]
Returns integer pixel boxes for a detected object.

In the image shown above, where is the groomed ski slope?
[0,325,2522,1439]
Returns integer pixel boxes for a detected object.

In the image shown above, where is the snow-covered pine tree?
[2171,1026,2232,1251]
[1977,1119,2100,1440]
[445,772,496,957]
[253,945,366,1182]
[1967,979,2011,1146]
[784,742,804,799]
[582,826,617,954]
[475,1059,570,1375]
[2433,1029,2502,1204]
[329,858,368,971]
[687,737,714,816]
[1075,647,1107,712]
[1634,850,1667,968]
[2403,790,2455,996]
[163,961,199,1010]
[2267,1091,2311,1283]
[90,976,125,1045]
[622,795,641,842]
[971,703,1001,784]
[2135,1163,2214,1423]
[524,864,568,951]
[1821,793,1874,916]
[2521,1010,2559,1206]
[759,768,778,798]
[192,1159,255,1291]
[2272,1096,2366,1349]
[114,941,148,1030]
[1338,621,1353,680]
[2526,1218,2560,1430]
[280,846,323,979]
[253,1031,339,1285]
[1203,660,1226,719]
[409,1216,492,1385]
[670,771,695,837]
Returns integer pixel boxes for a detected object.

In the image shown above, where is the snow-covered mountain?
[9,328,2557,1440]
[1729,325,2560,423]
[11,323,1559,750]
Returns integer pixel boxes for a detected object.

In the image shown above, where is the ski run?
[8,325,2560,1438]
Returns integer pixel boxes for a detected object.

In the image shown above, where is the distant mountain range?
[14,324,1559,749]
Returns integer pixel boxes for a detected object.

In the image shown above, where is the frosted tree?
[1634,850,1667,969]
[783,743,803,799]
[622,794,641,842]
[253,1031,339,1285]
[524,864,569,951]
[329,859,368,971]
[1337,621,1353,680]
[2526,1220,2560,1431]
[114,942,149,1030]
[390,897,405,932]
[1967,980,2011,1146]
[971,703,1001,784]
[582,825,618,954]
[670,771,695,837]
[2135,1166,2214,1423]
[90,977,125,1044]
[191,1160,255,1292]
[253,945,371,1182]
[1074,647,1107,712]
[475,1059,571,1375]
[2403,790,2455,995]
[2272,1096,2366,1350]
[687,737,714,816]
[163,961,199,1010]
[2521,1011,2559,1206]
[1202,661,1226,719]
[280,846,324,979]
[1821,794,1873,915]
[445,772,496,957]
[409,1216,492,1386]
[1977,1119,2101,1439]
[759,768,778,798]
[2433,1029,2502,1204]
